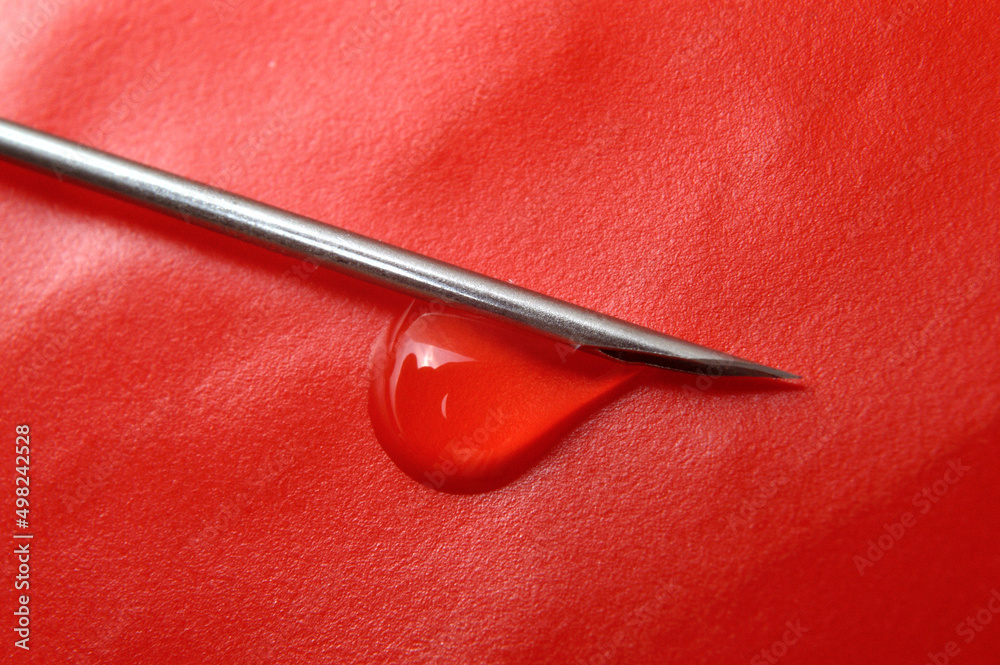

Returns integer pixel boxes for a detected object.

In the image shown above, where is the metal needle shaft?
[0,117,796,379]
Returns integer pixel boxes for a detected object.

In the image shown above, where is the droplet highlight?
[369,302,643,493]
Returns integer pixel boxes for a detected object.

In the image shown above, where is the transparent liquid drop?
[369,302,643,493]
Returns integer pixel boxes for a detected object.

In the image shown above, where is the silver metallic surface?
[0,117,796,378]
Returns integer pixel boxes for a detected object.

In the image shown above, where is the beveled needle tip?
[705,359,800,380]
[595,345,799,379]
[731,364,800,380]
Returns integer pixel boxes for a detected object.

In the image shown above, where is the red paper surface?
[1,1,998,663]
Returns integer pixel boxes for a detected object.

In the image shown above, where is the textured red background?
[2,1,999,663]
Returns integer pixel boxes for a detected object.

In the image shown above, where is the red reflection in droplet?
[369,302,643,493]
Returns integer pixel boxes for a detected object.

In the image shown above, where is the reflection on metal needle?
[0,117,797,379]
